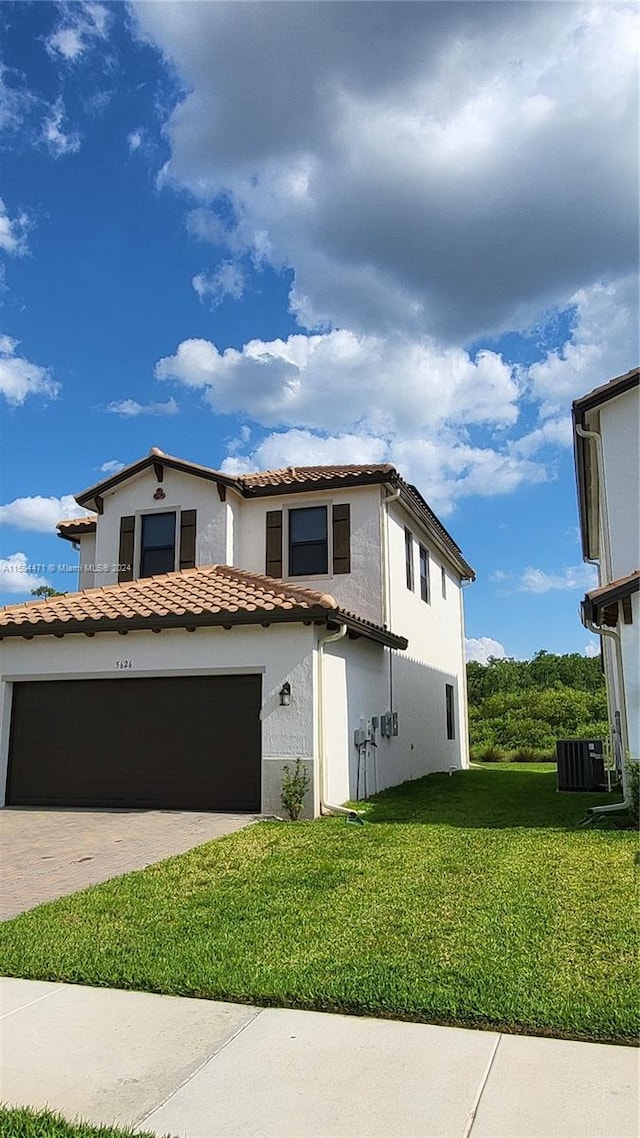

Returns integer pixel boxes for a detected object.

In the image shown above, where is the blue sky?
[0,1,637,662]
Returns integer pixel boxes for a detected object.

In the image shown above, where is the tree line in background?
[466,650,608,761]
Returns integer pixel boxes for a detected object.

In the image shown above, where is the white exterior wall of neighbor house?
[88,467,233,588]
[236,485,385,625]
[385,497,469,769]
[620,592,640,759]
[77,531,96,590]
[597,392,640,581]
[0,623,316,816]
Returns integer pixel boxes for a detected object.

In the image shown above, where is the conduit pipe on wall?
[317,623,359,817]
[381,485,401,719]
[583,617,630,814]
[380,485,400,631]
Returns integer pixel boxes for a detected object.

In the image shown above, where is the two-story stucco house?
[573,366,640,767]
[0,453,475,816]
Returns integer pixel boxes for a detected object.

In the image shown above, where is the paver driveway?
[0,809,257,921]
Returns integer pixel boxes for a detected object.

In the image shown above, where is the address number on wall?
[115,660,133,670]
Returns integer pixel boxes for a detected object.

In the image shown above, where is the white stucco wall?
[322,633,467,806]
[385,500,469,765]
[598,388,640,581]
[88,467,234,588]
[78,532,96,590]
[620,592,640,760]
[0,623,315,815]
[236,486,384,625]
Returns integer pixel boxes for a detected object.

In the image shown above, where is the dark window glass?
[405,528,414,590]
[441,565,447,599]
[140,512,176,578]
[419,544,430,603]
[289,507,328,576]
[446,683,455,740]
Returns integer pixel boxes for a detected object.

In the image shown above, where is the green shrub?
[280,758,311,820]
[509,746,555,763]
[476,743,508,763]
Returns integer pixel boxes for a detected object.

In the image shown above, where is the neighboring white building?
[573,367,640,763]
[0,454,474,816]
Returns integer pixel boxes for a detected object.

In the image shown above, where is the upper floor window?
[289,506,328,576]
[419,544,430,603]
[441,565,447,599]
[140,512,176,577]
[405,528,414,590]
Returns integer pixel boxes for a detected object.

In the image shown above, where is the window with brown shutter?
[266,510,283,577]
[332,503,351,574]
[118,516,135,583]
[179,509,197,570]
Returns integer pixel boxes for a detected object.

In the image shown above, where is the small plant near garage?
[280,758,310,820]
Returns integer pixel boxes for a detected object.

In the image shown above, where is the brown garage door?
[7,675,262,811]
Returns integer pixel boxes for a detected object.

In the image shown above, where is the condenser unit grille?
[556,739,606,792]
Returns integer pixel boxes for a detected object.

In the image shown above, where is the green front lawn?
[0,1106,164,1138]
[1,766,638,1043]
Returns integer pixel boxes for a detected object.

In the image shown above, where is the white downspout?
[583,617,630,813]
[317,623,359,817]
[575,423,613,582]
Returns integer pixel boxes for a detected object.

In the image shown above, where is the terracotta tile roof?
[69,451,473,580]
[0,564,407,648]
[57,516,97,540]
[585,569,640,604]
[237,464,396,490]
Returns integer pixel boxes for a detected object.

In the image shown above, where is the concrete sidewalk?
[0,979,637,1138]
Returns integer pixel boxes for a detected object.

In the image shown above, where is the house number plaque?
[115,660,133,669]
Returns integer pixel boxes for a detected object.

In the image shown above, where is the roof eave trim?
[0,605,407,648]
[75,455,239,508]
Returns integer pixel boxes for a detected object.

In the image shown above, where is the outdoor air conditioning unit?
[556,739,606,792]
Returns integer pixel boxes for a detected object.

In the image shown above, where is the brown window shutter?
[332,503,351,574]
[179,509,197,570]
[118,516,135,583]
[266,510,283,577]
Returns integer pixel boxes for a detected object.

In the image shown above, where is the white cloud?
[134,2,638,343]
[526,276,639,416]
[222,429,389,475]
[106,397,178,417]
[465,637,507,664]
[0,336,60,406]
[127,129,143,153]
[511,416,573,458]
[46,3,110,62]
[0,198,29,256]
[193,261,245,307]
[0,552,51,595]
[584,641,601,658]
[42,100,81,158]
[99,459,125,475]
[0,495,88,533]
[519,564,598,593]
[156,330,520,434]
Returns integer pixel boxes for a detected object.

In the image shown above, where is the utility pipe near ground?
[583,617,631,814]
[317,623,358,817]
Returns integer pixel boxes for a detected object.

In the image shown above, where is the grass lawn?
[1,765,638,1044]
[0,1106,165,1137]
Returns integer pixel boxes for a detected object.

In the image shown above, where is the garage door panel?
[7,675,261,811]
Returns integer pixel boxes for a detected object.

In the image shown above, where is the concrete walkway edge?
[1,978,638,1138]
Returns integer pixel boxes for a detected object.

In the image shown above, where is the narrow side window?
[404,528,414,590]
[446,683,455,740]
[419,544,430,603]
